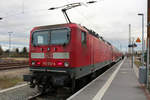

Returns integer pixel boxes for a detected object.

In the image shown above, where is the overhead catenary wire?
[0,1,97,35]
[2,8,49,19]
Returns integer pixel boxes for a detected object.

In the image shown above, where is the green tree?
[5,49,9,53]
[22,47,27,54]
[15,48,19,53]
[21,47,28,57]
[0,45,3,55]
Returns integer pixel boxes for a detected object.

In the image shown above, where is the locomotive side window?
[51,29,70,45]
[32,31,49,46]
[81,31,86,44]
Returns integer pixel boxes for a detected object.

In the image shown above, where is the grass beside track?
[1,57,28,62]
[0,76,23,89]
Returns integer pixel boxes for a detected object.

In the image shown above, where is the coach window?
[81,31,86,44]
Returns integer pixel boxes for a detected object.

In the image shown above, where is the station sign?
[128,43,137,48]
[136,37,141,43]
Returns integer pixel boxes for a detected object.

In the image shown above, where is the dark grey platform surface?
[67,58,147,100]
[103,59,147,100]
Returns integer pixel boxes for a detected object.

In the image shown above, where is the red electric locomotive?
[23,2,123,93]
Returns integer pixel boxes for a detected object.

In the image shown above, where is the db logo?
[47,62,52,66]
[45,53,52,58]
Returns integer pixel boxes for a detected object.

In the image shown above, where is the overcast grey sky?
[0,0,147,51]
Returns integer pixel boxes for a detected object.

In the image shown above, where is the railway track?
[0,60,122,100]
[0,61,29,70]
[0,62,28,66]
[0,65,29,70]
[27,88,71,100]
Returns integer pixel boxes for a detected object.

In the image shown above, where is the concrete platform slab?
[102,58,147,100]
[67,58,147,100]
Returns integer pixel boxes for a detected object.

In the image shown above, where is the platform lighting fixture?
[138,13,144,16]
[137,13,144,66]
[48,1,97,23]
[86,1,97,4]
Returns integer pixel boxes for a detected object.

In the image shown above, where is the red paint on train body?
[29,23,121,69]
[24,23,123,92]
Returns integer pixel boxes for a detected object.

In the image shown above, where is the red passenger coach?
[24,23,123,93]
[112,46,123,62]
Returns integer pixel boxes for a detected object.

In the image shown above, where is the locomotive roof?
[34,23,78,30]
[33,23,112,46]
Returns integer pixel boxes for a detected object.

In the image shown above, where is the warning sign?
[136,37,141,43]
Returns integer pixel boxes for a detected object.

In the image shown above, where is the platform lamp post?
[8,32,13,57]
[138,13,144,66]
[138,13,149,87]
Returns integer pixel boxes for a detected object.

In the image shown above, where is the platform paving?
[102,58,147,100]
[67,58,147,100]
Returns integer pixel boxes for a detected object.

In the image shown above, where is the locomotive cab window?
[32,31,49,46]
[32,28,70,46]
[81,31,86,44]
[51,29,70,45]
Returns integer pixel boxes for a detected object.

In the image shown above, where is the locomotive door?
[45,33,52,67]
[90,37,95,71]
[46,47,51,67]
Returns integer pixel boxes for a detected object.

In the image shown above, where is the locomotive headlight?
[31,61,35,65]
[64,62,69,67]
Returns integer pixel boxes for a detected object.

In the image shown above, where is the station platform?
[67,58,148,100]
